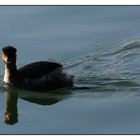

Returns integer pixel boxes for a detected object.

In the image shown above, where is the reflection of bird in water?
[4,91,18,125]
[2,46,74,91]
[21,94,62,105]
[20,89,71,105]
[3,86,71,125]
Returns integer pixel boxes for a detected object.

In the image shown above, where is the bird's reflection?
[3,85,72,125]
[4,90,18,125]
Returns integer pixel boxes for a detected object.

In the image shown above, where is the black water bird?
[2,46,74,91]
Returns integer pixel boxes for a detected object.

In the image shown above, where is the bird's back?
[17,61,62,79]
[12,61,73,91]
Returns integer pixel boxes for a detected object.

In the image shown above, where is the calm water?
[0,6,140,134]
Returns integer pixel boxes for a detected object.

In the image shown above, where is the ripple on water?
[62,38,140,96]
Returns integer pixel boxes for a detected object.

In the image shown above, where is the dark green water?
[0,6,140,134]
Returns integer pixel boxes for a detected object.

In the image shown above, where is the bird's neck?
[4,62,17,83]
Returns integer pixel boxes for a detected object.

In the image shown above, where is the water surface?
[0,6,140,134]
